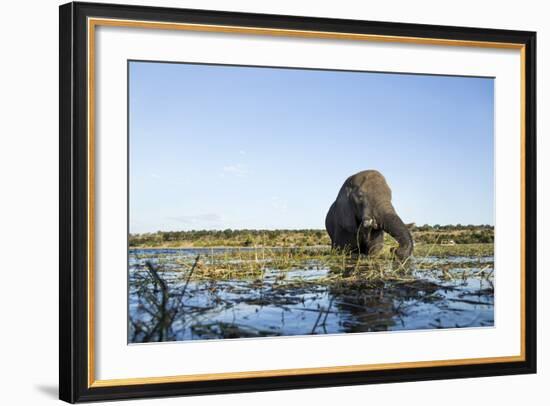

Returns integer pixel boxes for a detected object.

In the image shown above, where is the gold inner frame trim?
[90,355,524,388]
[87,17,527,388]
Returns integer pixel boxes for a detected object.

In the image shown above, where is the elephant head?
[325,170,413,260]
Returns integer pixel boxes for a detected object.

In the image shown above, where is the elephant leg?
[367,229,385,256]
[358,232,369,255]
[334,227,358,253]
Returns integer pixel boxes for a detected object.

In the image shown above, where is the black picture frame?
[59,1,537,403]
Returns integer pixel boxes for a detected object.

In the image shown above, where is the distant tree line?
[129,225,494,248]
[410,224,494,244]
[410,224,494,232]
[413,230,494,244]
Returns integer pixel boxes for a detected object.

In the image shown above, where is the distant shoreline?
[130,245,332,250]
[129,242,493,250]
[129,226,494,249]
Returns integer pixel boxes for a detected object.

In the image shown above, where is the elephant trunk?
[379,211,413,260]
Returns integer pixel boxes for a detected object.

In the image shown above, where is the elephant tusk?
[363,218,378,229]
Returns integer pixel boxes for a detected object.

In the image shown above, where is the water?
[128,248,494,343]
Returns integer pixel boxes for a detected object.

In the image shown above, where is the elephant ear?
[335,185,357,233]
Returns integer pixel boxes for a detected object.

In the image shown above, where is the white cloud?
[271,196,288,211]
[167,213,222,225]
[221,163,248,177]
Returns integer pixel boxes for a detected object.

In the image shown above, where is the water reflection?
[128,248,494,343]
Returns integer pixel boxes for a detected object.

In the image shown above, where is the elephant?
[325,170,413,260]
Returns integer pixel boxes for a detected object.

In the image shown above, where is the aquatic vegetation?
[129,241,494,342]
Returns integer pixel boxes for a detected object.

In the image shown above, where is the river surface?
[128,248,494,343]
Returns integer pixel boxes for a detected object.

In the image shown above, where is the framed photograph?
[59,1,537,403]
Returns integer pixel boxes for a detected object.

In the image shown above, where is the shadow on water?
[128,248,494,343]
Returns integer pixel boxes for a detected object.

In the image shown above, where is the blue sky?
[129,61,494,233]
